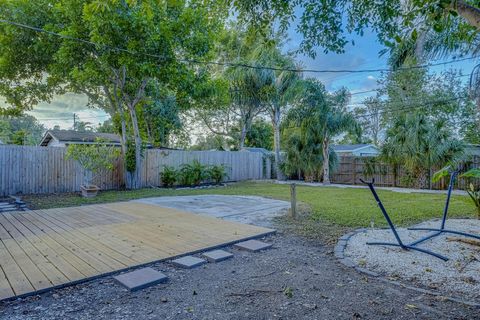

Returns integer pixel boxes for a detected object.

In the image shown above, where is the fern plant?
[160,166,177,188]
[179,160,207,186]
[208,165,228,184]
[462,168,480,219]
[434,167,480,219]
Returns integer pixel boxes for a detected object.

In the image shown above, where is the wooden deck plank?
[15,213,117,274]
[0,265,15,301]
[0,240,35,296]
[0,202,274,301]
[19,212,128,270]
[2,214,69,286]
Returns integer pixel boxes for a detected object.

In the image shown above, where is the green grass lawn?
[22,181,477,228]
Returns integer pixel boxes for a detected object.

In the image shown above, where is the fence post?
[290,183,297,219]
[352,157,357,185]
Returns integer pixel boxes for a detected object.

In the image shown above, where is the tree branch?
[453,1,480,30]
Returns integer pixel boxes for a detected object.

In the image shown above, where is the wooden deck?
[0,202,274,300]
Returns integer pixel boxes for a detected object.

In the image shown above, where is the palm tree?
[246,44,301,180]
[382,113,464,188]
[286,79,356,184]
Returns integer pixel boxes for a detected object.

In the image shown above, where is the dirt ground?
[0,224,478,319]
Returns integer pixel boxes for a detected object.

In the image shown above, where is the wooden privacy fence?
[0,145,267,196]
[330,155,480,190]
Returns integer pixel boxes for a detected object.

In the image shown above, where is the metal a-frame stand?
[361,172,480,261]
[407,171,480,245]
[360,178,448,261]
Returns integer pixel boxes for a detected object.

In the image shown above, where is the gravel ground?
[344,219,480,302]
[1,229,478,319]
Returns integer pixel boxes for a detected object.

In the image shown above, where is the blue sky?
[26,22,478,130]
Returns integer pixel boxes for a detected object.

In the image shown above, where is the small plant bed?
[160,161,229,188]
[343,219,480,302]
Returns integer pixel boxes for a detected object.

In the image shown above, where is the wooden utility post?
[290,183,297,219]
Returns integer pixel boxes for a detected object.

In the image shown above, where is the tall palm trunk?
[239,123,247,149]
[322,137,330,184]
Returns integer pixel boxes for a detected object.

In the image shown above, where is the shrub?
[65,138,121,187]
[179,160,207,186]
[208,165,228,184]
[160,166,177,188]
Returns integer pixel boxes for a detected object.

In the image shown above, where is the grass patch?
[22,181,476,229]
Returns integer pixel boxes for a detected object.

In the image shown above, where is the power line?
[353,96,468,120]
[34,114,110,121]
[0,19,478,75]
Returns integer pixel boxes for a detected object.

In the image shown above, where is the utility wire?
[0,19,478,74]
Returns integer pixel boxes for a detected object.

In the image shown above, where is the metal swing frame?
[360,171,480,261]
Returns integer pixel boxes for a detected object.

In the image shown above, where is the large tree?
[0,0,225,188]
[231,1,480,58]
[0,114,46,145]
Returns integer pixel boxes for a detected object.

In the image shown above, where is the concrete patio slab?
[171,256,206,269]
[133,195,290,225]
[113,267,168,292]
[202,249,233,263]
[234,240,272,252]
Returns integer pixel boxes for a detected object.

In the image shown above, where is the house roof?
[39,130,121,146]
[332,144,378,152]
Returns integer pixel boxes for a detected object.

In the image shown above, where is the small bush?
[160,166,177,188]
[179,160,208,186]
[208,165,228,184]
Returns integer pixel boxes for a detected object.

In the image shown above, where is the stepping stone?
[234,239,272,252]
[171,256,206,269]
[0,207,17,212]
[202,249,233,263]
[113,267,168,292]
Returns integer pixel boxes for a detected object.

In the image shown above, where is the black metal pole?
[365,183,405,247]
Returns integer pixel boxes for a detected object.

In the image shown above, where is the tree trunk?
[272,107,285,180]
[322,137,330,184]
[239,123,247,149]
[119,109,127,157]
[127,104,143,189]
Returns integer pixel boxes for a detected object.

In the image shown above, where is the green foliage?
[0,114,46,145]
[232,1,480,60]
[143,84,182,147]
[283,78,355,182]
[462,168,480,179]
[160,166,178,188]
[125,140,137,173]
[362,157,387,177]
[65,139,121,186]
[464,180,480,219]
[208,165,228,184]
[382,113,464,188]
[179,160,209,186]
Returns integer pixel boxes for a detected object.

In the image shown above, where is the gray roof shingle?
[332,144,375,152]
[40,130,121,146]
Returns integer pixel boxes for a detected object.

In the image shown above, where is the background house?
[333,144,380,157]
[39,130,122,147]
